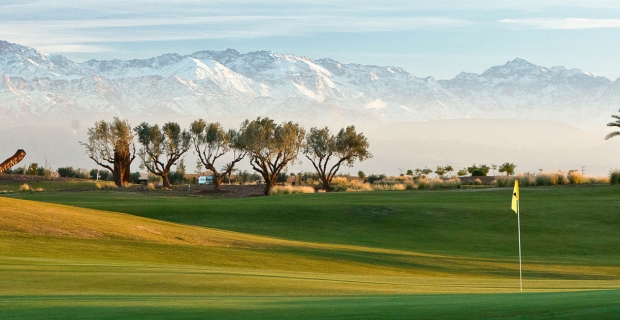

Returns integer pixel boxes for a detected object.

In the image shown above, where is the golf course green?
[1,184,620,319]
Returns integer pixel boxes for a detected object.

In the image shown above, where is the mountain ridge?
[1,40,616,129]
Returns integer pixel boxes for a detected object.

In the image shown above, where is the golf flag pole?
[512,180,522,292]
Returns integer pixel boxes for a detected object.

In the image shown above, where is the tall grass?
[496,172,609,188]
[270,186,315,195]
[331,177,373,192]
[416,178,461,190]
[371,183,406,191]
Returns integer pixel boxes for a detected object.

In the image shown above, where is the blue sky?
[2,0,620,79]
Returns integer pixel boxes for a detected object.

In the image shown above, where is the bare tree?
[81,118,135,187]
[134,122,191,188]
[190,120,246,192]
[304,126,372,190]
[238,117,305,195]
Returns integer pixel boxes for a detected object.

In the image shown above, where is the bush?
[471,170,485,177]
[517,173,536,187]
[416,178,461,190]
[18,184,31,192]
[372,183,406,191]
[270,186,315,195]
[610,169,620,185]
[494,176,515,187]
[567,171,584,185]
[57,167,88,179]
[95,181,116,190]
[367,174,386,184]
[147,182,156,190]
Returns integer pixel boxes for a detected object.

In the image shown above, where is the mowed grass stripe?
[2,291,620,320]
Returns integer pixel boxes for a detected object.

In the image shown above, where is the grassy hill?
[2,186,620,318]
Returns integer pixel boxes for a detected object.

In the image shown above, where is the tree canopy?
[134,122,191,188]
[190,120,245,191]
[238,117,305,195]
[81,117,135,187]
[304,126,372,190]
[498,162,517,176]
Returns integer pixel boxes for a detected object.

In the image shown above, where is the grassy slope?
[9,185,620,261]
[2,186,620,318]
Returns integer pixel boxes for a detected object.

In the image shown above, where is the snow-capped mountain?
[1,40,617,129]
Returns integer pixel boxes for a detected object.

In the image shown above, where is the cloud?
[35,44,112,53]
[365,99,388,110]
[499,18,620,29]
[0,15,472,51]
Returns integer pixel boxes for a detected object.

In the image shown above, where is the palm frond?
[605,131,620,140]
[608,121,620,127]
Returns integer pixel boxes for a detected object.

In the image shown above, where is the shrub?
[494,176,516,187]
[517,173,536,187]
[270,186,315,195]
[35,188,44,192]
[18,184,31,192]
[567,171,584,185]
[367,174,386,184]
[57,167,88,179]
[417,178,431,190]
[471,169,485,177]
[535,172,566,186]
[372,183,406,191]
[416,178,461,190]
[147,182,156,190]
[95,181,117,190]
[610,169,620,185]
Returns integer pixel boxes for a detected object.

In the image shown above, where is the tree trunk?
[263,176,276,195]
[161,172,171,188]
[213,175,223,192]
[114,144,132,187]
[322,180,331,191]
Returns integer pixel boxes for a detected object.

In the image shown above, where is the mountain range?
[1,39,618,129]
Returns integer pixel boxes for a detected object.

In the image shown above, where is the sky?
[2,0,620,80]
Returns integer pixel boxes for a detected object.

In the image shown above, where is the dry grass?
[417,178,461,190]
[271,185,315,195]
[372,183,406,191]
[95,181,117,190]
[332,178,373,192]
[18,183,31,192]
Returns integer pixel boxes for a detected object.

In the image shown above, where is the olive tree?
[304,126,372,190]
[190,120,245,192]
[303,128,363,187]
[81,118,135,187]
[238,117,305,195]
[134,122,191,188]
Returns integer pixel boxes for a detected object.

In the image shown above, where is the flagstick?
[517,199,522,292]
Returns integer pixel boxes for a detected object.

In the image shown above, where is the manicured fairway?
[2,185,620,318]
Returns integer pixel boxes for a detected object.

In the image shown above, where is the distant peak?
[505,58,536,68]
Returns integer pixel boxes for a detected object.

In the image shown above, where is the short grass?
[2,185,620,318]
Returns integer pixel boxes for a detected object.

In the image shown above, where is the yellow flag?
[511,180,519,214]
